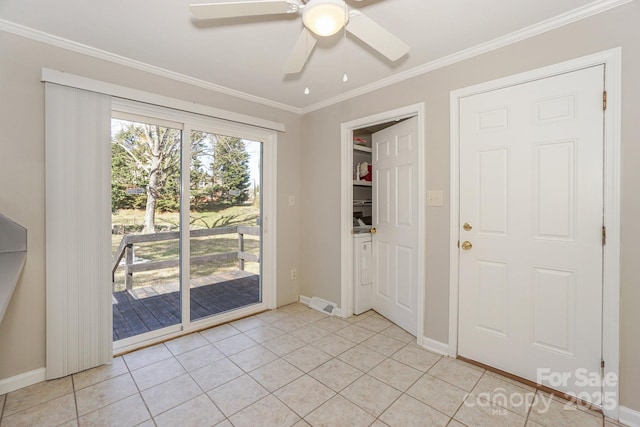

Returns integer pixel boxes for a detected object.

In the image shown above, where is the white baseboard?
[421,336,449,356]
[620,406,640,427]
[299,295,311,305]
[0,367,46,395]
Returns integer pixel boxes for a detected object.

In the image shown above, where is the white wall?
[0,30,302,380]
[299,2,640,412]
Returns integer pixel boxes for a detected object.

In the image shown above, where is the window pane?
[111,119,182,341]
[189,131,262,322]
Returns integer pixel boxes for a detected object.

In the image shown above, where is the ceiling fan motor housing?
[302,0,348,37]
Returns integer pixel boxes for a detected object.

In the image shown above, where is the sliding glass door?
[110,105,270,349]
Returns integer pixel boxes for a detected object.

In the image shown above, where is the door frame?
[340,103,426,344]
[111,98,278,354]
[448,48,621,418]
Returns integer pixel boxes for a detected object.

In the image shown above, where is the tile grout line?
[126,355,155,426]
[0,394,5,423]
[70,374,80,425]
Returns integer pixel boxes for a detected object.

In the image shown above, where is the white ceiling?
[0,0,616,111]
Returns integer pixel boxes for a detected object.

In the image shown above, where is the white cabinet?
[353,233,372,315]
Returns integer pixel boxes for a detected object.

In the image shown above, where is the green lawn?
[112,205,260,291]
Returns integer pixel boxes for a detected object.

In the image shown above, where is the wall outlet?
[290,268,297,280]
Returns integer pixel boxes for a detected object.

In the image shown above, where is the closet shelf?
[353,180,372,187]
[353,145,372,153]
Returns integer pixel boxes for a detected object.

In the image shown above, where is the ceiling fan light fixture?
[302,0,347,37]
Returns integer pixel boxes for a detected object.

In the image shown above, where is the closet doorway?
[340,103,426,341]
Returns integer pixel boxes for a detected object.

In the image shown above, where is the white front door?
[458,65,604,401]
[372,116,419,336]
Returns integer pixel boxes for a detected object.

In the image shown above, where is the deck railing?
[111,225,260,290]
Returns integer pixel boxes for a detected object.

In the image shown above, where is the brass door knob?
[370,228,377,234]
[461,241,472,250]
[463,222,472,231]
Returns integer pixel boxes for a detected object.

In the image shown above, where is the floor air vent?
[309,297,337,316]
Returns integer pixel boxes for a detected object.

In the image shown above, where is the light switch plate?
[426,190,444,207]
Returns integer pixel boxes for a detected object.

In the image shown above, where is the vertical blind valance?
[45,83,112,379]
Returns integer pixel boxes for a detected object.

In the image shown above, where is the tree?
[210,135,251,205]
[111,143,140,212]
[112,122,182,233]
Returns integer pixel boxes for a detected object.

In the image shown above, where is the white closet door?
[45,83,113,379]
[372,116,419,335]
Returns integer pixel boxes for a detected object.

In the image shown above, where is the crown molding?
[300,0,633,114]
[0,19,302,115]
[0,0,632,115]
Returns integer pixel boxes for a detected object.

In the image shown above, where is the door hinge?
[603,91,607,111]
[602,226,607,246]
[457,240,460,248]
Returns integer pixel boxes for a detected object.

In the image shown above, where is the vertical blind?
[45,83,112,379]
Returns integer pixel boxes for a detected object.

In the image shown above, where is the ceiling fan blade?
[284,27,317,74]
[190,1,299,20]
[346,11,409,61]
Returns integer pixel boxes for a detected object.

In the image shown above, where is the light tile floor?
[0,303,626,427]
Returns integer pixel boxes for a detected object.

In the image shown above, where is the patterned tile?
[337,344,387,372]
[273,375,336,417]
[368,358,423,392]
[75,373,138,416]
[208,374,270,417]
[229,345,279,372]
[305,395,375,427]
[229,395,300,427]
[391,344,441,372]
[130,357,186,390]
[309,359,363,392]
[175,344,226,372]
[1,394,77,427]
[154,394,224,427]
[249,359,304,392]
[78,393,150,427]
[379,394,450,427]
[0,309,611,427]
[340,374,402,417]
[73,357,128,391]
[429,357,484,392]
[283,345,333,372]
[122,343,173,371]
[191,357,244,391]
[140,374,202,416]
[4,377,74,416]
[163,332,209,356]
[406,374,467,417]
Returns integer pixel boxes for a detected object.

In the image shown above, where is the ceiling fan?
[189,0,410,74]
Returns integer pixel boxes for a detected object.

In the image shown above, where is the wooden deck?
[112,270,260,341]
